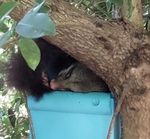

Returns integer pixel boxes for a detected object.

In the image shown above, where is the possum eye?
[58,70,72,80]
[64,71,72,79]
[57,64,76,80]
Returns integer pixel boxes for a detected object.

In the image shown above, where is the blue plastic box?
[27,92,120,139]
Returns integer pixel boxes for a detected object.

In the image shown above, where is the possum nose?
[50,79,59,90]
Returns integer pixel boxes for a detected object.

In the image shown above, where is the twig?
[106,89,126,139]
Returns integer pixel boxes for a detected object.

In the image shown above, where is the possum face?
[50,64,76,91]
[49,63,110,92]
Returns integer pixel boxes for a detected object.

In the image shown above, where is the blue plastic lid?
[28,91,113,115]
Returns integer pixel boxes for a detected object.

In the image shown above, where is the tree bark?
[122,0,143,29]
[10,0,150,139]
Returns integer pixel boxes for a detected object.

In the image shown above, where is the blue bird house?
[27,92,121,139]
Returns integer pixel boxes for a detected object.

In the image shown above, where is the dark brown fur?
[6,39,76,99]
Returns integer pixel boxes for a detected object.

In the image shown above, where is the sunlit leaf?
[19,38,41,70]
[0,21,8,32]
[0,22,16,48]
[0,1,18,21]
[22,120,29,131]
[16,1,56,38]
[2,115,11,127]
[0,30,12,48]
[14,99,21,112]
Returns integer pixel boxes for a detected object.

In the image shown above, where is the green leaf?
[22,120,29,131]
[0,21,8,32]
[16,1,56,38]
[0,22,16,48]
[127,0,134,18]
[2,115,11,127]
[0,1,18,21]
[38,5,49,13]
[14,99,21,112]
[106,1,112,12]
[36,0,45,4]
[113,0,123,6]
[19,38,41,70]
[1,90,7,96]
[0,30,12,48]
[16,13,56,38]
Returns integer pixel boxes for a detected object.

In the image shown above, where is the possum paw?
[42,72,50,88]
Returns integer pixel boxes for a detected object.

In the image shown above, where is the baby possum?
[43,63,109,92]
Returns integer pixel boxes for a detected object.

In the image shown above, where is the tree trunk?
[122,0,143,29]
[10,0,150,139]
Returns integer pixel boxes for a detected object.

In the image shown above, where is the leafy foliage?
[0,92,29,139]
[19,38,41,71]
[0,0,56,70]
[143,0,150,31]
[0,51,29,139]
[16,1,56,38]
[67,0,150,28]
[0,1,18,20]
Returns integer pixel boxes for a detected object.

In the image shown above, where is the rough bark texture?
[10,0,150,139]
